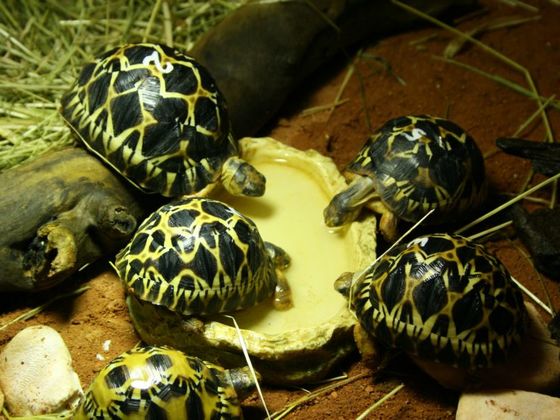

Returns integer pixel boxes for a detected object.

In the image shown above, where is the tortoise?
[74,345,257,419]
[335,233,528,369]
[115,196,292,322]
[323,115,487,241]
[60,43,265,198]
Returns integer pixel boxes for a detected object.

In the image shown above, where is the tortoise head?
[334,271,354,297]
[323,175,376,227]
[264,242,291,270]
[323,192,361,227]
[221,156,266,197]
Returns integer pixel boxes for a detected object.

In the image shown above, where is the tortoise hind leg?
[378,211,398,243]
[264,242,292,310]
[323,175,377,227]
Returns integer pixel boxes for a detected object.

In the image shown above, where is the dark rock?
[511,205,560,280]
[496,137,560,176]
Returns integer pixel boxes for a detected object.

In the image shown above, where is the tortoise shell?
[60,43,236,197]
[341,233,527,369]
[74,346,254,419]
[115,197,279,315]
[348,115,486,223]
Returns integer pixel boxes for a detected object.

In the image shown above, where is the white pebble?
[102,339,111,352]
[457,389,560,419]
[0,325,83,416]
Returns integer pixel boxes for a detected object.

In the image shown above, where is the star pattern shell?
[115,197,277,315]
[350,233,527,368]
[75,346,244,419]
[60,43,233,197]
[348,115,486,223]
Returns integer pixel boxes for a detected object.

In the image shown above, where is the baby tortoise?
[74,345,257,419]
[324,115,486,241]
[61,43,265,198]
[115,197,292,324]
[336,233,527,369]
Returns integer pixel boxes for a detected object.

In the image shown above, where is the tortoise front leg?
[264,242,292,310]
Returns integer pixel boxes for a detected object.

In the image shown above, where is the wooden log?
[0,148,144,292]
[190,0,477,137]
[496,137,560,176]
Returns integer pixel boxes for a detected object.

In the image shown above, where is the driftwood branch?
[0,148,143,292]
[497,137,560,175]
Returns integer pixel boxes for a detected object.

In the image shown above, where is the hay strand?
[391,0,555,144]
[444,15,541,59]
[270,372,369,420]
[0,1,244,170]
[355,383,405,420]
[224,315,270,419]
[455,171,560,235]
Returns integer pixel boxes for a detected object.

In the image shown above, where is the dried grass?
[0,0,244,170]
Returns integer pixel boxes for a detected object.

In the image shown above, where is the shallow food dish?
[126,137,377,385]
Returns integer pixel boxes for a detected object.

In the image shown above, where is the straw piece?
[510,276,554,316]
[498,0,540,12]
[270,373,369,420]
[224,315,270,419]
[355,383,405,420]
[508,238,555,314]
[444,15,540,59]
[455,171,560,235]
[467,220,513,241]
[433,56,560,111]
[391,0,554,144]
[352,209,435,289]
[300,98,349,117]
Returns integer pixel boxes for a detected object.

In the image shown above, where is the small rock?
[411,302,560,392]
[102,339,111,353]
[0,325,83,416]
[457,389,560,420]
[511,205,560,279]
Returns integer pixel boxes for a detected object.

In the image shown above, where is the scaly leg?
[264,242,292,310]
